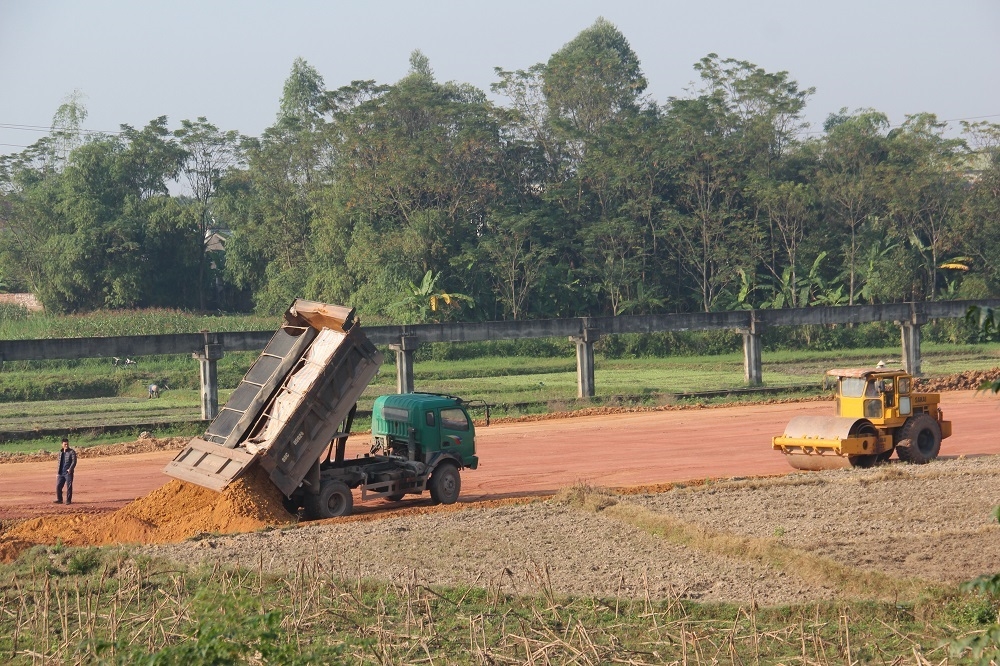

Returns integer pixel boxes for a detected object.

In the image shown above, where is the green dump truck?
[164,300,479,519]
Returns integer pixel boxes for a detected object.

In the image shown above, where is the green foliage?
[950,506,1000,663]
[543,17,646,136]
[0,549,983,665]
[2,29,999,320]
[393,270,474,323]
[66,547,102,575]
[0,303,28,321]
[0,309,277,339]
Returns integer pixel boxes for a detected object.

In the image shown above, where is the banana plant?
[394,270,474,323]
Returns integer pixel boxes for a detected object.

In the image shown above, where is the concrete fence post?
[899,303,927,377]
[389,334,419,394]
[192,332,224,420]
[740,312,764,386]
[570,326,600,399]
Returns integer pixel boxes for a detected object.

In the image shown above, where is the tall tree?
[50,89,89,166]
[542,17,647,140]
[814,109,890,304]
[219,58,331,313]
[174,117,242,308]
[317,55,511,318]
[8,118,195,311]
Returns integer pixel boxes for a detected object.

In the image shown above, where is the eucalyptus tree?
[755,180,818,307]
[959,121,1000,295]
[174,117,242,308]
[661,55,813,312]
[662,92,748,312]
[881,114,966,300]
[813,109,891,304]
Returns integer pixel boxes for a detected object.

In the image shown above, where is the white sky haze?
[1,0,999,153]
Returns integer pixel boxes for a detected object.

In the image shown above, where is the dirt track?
[1,390,997,520]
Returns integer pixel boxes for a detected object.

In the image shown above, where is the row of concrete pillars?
[387,321,929,401]
[195,321,930,420]
[740,319,925,387]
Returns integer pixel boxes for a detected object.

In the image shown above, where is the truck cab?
[833,369,913,425]
[371,393,479,470]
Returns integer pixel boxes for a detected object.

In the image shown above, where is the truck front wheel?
[429,464,461,505]
[307,480,354,519]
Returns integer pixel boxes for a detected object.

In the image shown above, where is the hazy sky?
[2,0,999,155]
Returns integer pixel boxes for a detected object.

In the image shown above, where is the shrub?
[66,547,103,575]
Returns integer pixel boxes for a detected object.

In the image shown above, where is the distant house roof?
[205,230,228,253]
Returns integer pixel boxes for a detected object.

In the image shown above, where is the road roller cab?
[772,368,951,471]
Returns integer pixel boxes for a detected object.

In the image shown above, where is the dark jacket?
[58,448,77,476]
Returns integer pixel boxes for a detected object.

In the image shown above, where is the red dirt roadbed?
[1,390,996,520]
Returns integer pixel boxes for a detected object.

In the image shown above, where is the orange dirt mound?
[916,368,1000,393]
[0,465,294,562]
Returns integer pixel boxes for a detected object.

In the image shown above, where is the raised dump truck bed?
[165,300,382,496]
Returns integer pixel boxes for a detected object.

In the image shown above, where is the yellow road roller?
[772,368,951,471]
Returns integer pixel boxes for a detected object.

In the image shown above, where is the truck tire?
[895,414,942,464]
[429,463,461,505]
[306,480,354,519]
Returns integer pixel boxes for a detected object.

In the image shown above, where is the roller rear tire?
[895,414,942,464]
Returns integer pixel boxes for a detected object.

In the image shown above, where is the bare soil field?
[145,454,1000,606]
[3,388,998,606]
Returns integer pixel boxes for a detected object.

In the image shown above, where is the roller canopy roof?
[826,368,908,379]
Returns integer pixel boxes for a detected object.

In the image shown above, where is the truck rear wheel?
[895,414,942,464]
[429,463,460,505]
[306,480,354,519]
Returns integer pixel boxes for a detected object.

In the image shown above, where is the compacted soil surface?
[143,455,1000,606]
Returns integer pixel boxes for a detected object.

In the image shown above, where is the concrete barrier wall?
[1,300,997,362]
[2,299,998,417]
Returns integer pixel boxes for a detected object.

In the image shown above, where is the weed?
[0,548,970,664]
[66,548,102,575]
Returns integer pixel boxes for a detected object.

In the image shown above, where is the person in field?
[55,437,77,505]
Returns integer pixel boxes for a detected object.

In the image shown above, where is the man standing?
[55,437,76,505]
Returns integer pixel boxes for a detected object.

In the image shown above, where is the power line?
[0,122,123,135]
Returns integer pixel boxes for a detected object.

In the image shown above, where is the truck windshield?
[440,408,469,431]
[840,377,865,397]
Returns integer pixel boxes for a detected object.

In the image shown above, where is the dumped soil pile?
[0,433,188,464]
[916,367,1000,392]
[0,465,293,562]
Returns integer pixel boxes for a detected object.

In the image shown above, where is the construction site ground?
[1,389,998,605]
